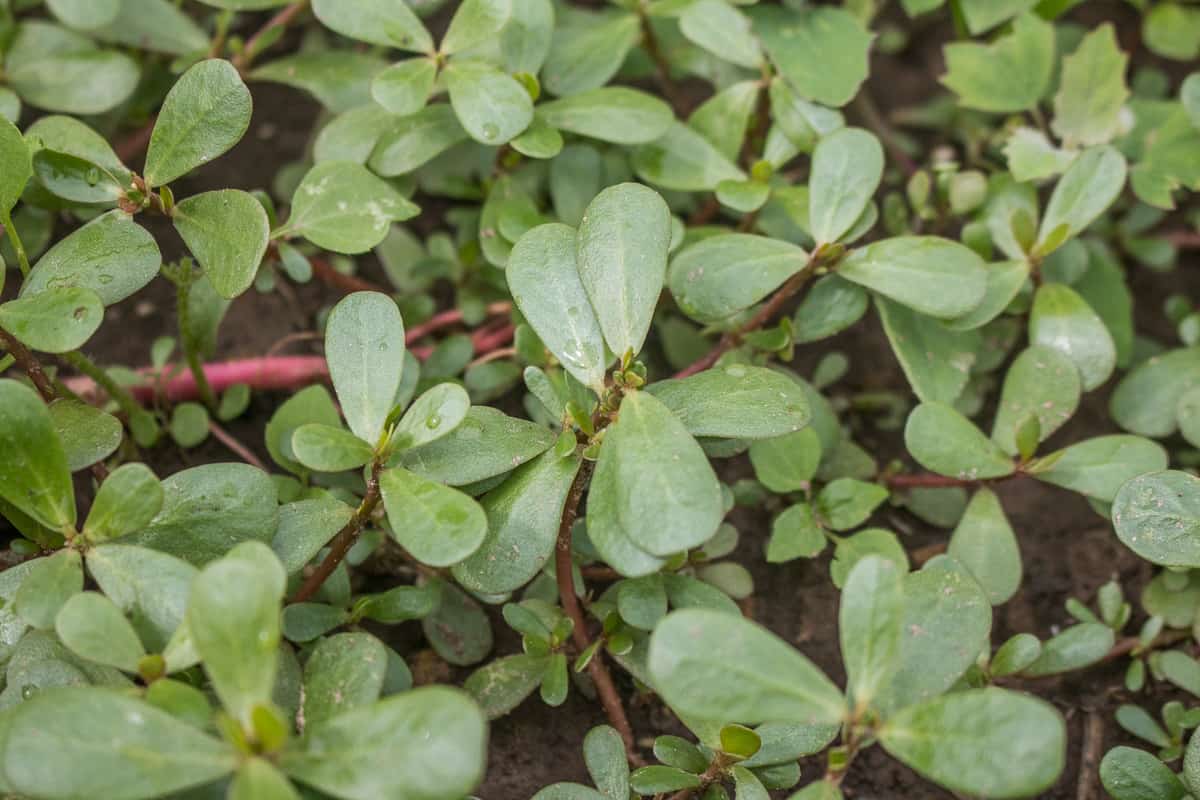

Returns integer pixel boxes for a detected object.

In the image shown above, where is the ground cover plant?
[0,0,1198,797]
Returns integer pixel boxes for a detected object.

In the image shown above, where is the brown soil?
[4,4,1198,798]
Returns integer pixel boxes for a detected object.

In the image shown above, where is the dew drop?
[20,685,37,700]
[425,415,441,429]
[85,167,100,186]
[481,123,499,141]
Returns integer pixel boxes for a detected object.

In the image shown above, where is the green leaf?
[947,489,1021,605]
[391,382,472,453]
[51,400,121,473]
[754,5,871,108]
[945,259,1031,332]
[441,0,511,53]
[507,223,609,390]
[941,13,1055,113]
[291,423,375,472]
[286,161,419,254]
[646,365,810,440]
[325,291,406,445]
[55,592,145,672]
[312,0,433,52]
[4,22,139,114]
[0,379,75,530]
[879,688,1065,798]
[453,449,581,593]
[251,51,387,113]
[512,115,564,159]
[1159,650,1200,697]
[1022,623,1115,676]
[444,60,533,146]
[840,556,903,712]
[1051,24,1129,147]
[576,183,671,358]
[991,345,1081,456]
[16,549,82,630]
[877,297,980,404]
[281,686,486,800]
[271,501,350,575]
[0,285,102,353]
[86,544,196,652]
[1004,127,1077,183]
[630,766,701,794]
[316,106,395,165]
[542,10,637,94]
[3,687,237,800]
[749,428,822,494]
[1030,435,1166,502]
[187,542,286,724]
[127,463,279,565]
[632,121,746,192]
[501,0,554,74]
[266,385,342,477]
[1036,146,1127,254]
[837,237,987,319]
[371,58,437,115]
[173,190,270,300]
[538,87,672,145]
[991,633,1042,677]
[648,609,845,727]
[90,0,209,56]
[230,759,299,800]
[195,0,292,7]
[816,478,887,531]
[83,463,163,543]
[144,60,251,187]
[464,652,547,719]
[904,402,1014,480]
[421,578,493,666]
[793,276,868,344]
[1112,470,1200,568]
[767,502,825,563]
[1112,347,1200,437]
[691,81,761,163]
[876,558,991,712]
[808,128,883,245]
[302,633,387,725]
[585,725,630,800]
[956,0,1036,34]
[32,149,125,204]
[380,467,488,568]
[590,391,722,559]
[669,234,807,323]
[1143,3,1200,61]
[680,0,760,69]
[0,117,31,214]
[399,406,557,486]
[1102,746,1189,800]
[46,0,120,30]
[22,210,161,306]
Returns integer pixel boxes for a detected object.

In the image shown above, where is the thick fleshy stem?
[554,459,641,764]
[291,460,383,603]
[674,265,817,379]
[62,308,516,404]
[1,331,109,483]
[232,1,309,75]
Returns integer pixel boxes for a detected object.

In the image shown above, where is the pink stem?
[62,326,516,405]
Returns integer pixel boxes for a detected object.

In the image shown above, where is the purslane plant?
[0,0,1198,798]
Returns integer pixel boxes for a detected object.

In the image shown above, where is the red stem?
[232,0,309,74]
[61,318,516,405]
[674,267,816,379]
[554,460,641,764]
